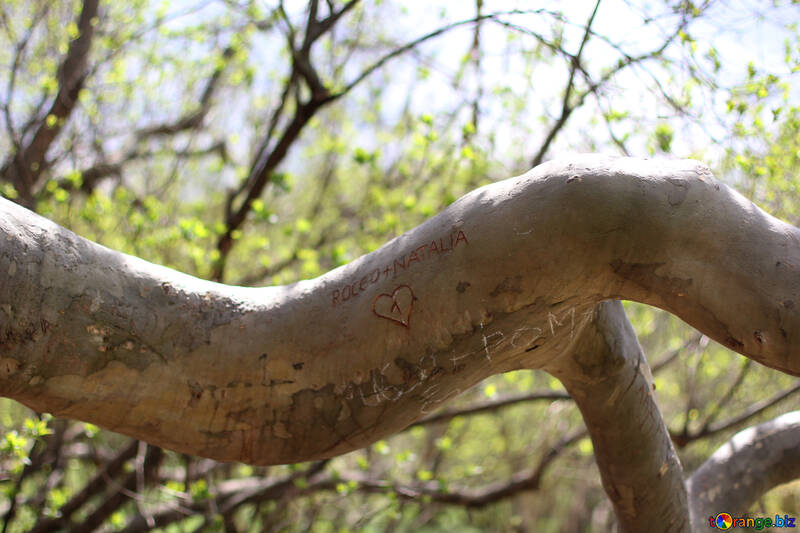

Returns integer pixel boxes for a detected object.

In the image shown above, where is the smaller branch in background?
[236,231,331,286]
[327,429,587,508]
[118,460,329,533]
[464,0,483,145]
[25,38,233,200]
[1,4,52,152]
[678,338,705,443]
[118,388,577,530]
[233,67,297,208]
[697,358,751,434]
[305,0,360,45]
[53,140,227,196]
[213,99,322,281]
[531,0,600,168]
[407,390,570,430]
[0,0,100,209]
[593,92,632,156]
[493,2,686,168]
[671,381,800,447]
[134,441,156,530]
[335,9,543,98]
[236,153,338,286]
[215,3,377,282]
[29,439,140,533]
[86,0,228,78]
[214,7,550,282]
[135,46,234,139]
[0,414,64,533]
[21,422,69,522]
[651,332,703,374]
[68,444,163,533]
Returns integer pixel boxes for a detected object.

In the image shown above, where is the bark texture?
[544,301,688,533]
[687,410,800,530]
[1,155,799,466]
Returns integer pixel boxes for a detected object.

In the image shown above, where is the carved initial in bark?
[372,285,414,327]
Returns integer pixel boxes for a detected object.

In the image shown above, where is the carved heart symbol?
[372,285,415,327]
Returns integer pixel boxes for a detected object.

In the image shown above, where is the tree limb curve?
[1,155,798,465]
[688,410,800,530]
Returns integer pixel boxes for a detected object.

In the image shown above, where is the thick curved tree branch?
[687,410,800,530]
[1,155,799,466]
[544,300,687,533]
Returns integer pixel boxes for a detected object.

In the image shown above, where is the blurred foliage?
[1,0,800,531]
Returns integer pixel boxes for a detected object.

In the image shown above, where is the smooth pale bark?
[1,155,799,465]
[544,301,688,533]
[687,411,800,530]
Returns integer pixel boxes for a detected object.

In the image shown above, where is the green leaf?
[373,440,390,455]
[1,183,18,199]
[271,172,291,192]
[252,198,265,214]
[654,122,674,152]
[578,438,594,456]
[190,479,210,500]
[24,418,52,438]
[353,147,373,164]
[66,21,79,39]
[416,469,434,481]
[295,218,312,234]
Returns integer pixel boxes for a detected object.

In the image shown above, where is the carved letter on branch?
[372,285,415,327]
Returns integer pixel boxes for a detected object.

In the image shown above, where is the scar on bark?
[489,276,522,297]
